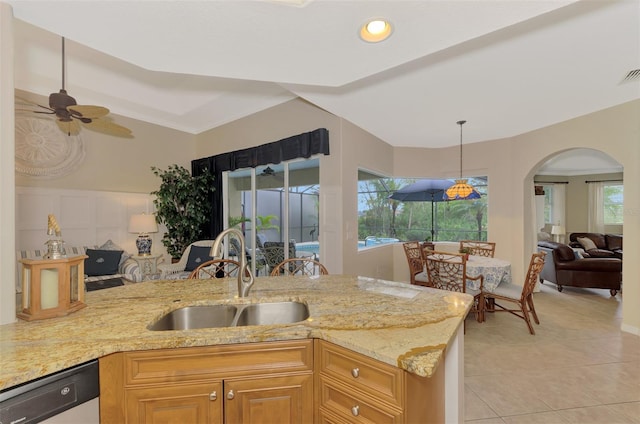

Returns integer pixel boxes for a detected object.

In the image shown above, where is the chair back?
[188,259,243,279]
[402,242,424,280]
[262,241,296,268]
[460,240,496,257]
[424,250,468,293]
[521,251,546,299]
[270,258,329,276]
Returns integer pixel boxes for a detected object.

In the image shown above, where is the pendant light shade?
[444,120,481,200]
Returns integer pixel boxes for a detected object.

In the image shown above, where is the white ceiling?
[8,0,640,155]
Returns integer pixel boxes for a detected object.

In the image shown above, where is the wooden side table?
[131,254,162,281]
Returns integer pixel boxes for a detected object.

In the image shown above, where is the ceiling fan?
[259,166,284,181]
[17,37,133,138]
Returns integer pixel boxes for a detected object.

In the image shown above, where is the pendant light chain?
[457,120,466,179]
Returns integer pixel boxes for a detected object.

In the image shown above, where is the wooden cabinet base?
[100,339,444,424]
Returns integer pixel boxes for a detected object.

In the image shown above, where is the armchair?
[158,240,215,279]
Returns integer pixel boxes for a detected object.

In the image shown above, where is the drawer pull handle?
[209,391,217,401]
[351,405,360,416]
[351,367,360,378]
[227,389,235,400]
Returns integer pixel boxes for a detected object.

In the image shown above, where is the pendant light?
[444,120,481,200]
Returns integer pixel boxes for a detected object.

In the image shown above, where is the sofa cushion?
[85,249,123,276]
[100,239,132,268]
[577,237,597,251]
[185,246,213,272]
[570,233,607,249]
[606,234,623,251]
[554,244,576,262]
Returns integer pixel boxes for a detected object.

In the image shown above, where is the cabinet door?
[224,373,313,424]
[126,381,223,424]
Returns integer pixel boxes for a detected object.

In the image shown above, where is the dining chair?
[269,258,329,276]
[482,251,546,334]
[424,250,485,323]
[187,258,243,279]
[460,240,496,257]
[403,241,429,287]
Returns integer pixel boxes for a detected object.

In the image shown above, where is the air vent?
[621,69,640,83]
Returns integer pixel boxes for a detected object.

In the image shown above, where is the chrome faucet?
[210,228,255,297]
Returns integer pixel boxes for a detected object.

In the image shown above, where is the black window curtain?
[192,128,330,239]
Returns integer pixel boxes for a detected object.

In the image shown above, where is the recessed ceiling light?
[360,18,392,43]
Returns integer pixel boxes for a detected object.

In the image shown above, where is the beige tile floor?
[464,283,640,424]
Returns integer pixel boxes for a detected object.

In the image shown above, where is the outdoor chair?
[460,240,496,257]
[424,250,485,323]
[262,241,296,274]
[187,258,243,279]
[269,258,329,276]
[482,251,546,335]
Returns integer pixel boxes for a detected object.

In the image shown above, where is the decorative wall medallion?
[15,115,85,178]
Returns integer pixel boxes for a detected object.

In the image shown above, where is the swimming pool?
[296,237,400,256]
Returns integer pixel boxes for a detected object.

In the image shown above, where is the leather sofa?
[569,232,623,259]
[537,241,622,296]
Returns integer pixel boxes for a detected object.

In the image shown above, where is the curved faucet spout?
[211,228,255,297]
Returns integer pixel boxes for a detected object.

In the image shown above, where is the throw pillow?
[185,246,213,272]
[577,237,597,251]
[85,249,123,276]
[100,239,132,266]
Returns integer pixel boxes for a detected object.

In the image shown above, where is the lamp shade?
[444,179,482,200]
[128,214,158,234]
[551,225,564,235]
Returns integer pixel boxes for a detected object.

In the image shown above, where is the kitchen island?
[0,275,471,422]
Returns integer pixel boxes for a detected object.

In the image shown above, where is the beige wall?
[15,113,197,194]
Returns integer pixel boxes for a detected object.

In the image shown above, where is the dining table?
[465,255,512,292]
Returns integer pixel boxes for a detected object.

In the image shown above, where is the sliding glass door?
[225,158,320,275]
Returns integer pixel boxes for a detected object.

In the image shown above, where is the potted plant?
[459,247,472,261]
[151,165,215,260]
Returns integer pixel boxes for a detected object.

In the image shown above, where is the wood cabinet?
[100,339,444,423]
[99,340,313,424]
[315,340,444,424]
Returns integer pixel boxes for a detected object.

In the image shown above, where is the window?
[541,184,554,224]
[357,170,488,247]
[603,183,623,225]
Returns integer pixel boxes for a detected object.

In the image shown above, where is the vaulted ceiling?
[8,0,639,151]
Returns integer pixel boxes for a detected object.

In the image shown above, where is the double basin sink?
[149,301,309,331]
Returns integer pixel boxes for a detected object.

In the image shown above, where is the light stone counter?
[0,275,471,390]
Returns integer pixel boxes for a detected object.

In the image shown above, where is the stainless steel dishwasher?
[0,359,99,424]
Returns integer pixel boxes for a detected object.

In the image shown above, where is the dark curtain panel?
[192,128,329,238]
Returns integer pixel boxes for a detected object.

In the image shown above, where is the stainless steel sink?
[235,301,310,327]
[149,301,309,331]
[149,304,238,331]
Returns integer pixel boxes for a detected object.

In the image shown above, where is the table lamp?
[128,213,158,256]
[551,224,565,243]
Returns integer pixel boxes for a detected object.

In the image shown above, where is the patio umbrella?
[389,179,454,241]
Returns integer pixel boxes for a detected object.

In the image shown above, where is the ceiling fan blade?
[68,105,110,119]
[15,96,55,114]
[56,118,81,136]
[83,118,133,138]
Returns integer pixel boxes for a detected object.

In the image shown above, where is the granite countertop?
[0,275,472,390]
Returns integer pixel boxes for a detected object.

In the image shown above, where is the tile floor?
[464,283,640,424]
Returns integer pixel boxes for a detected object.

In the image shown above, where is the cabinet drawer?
[124,340,313,385]
[316,340,403,407]
[319,376,403,424]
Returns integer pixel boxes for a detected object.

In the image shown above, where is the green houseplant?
[151,165,215,260]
